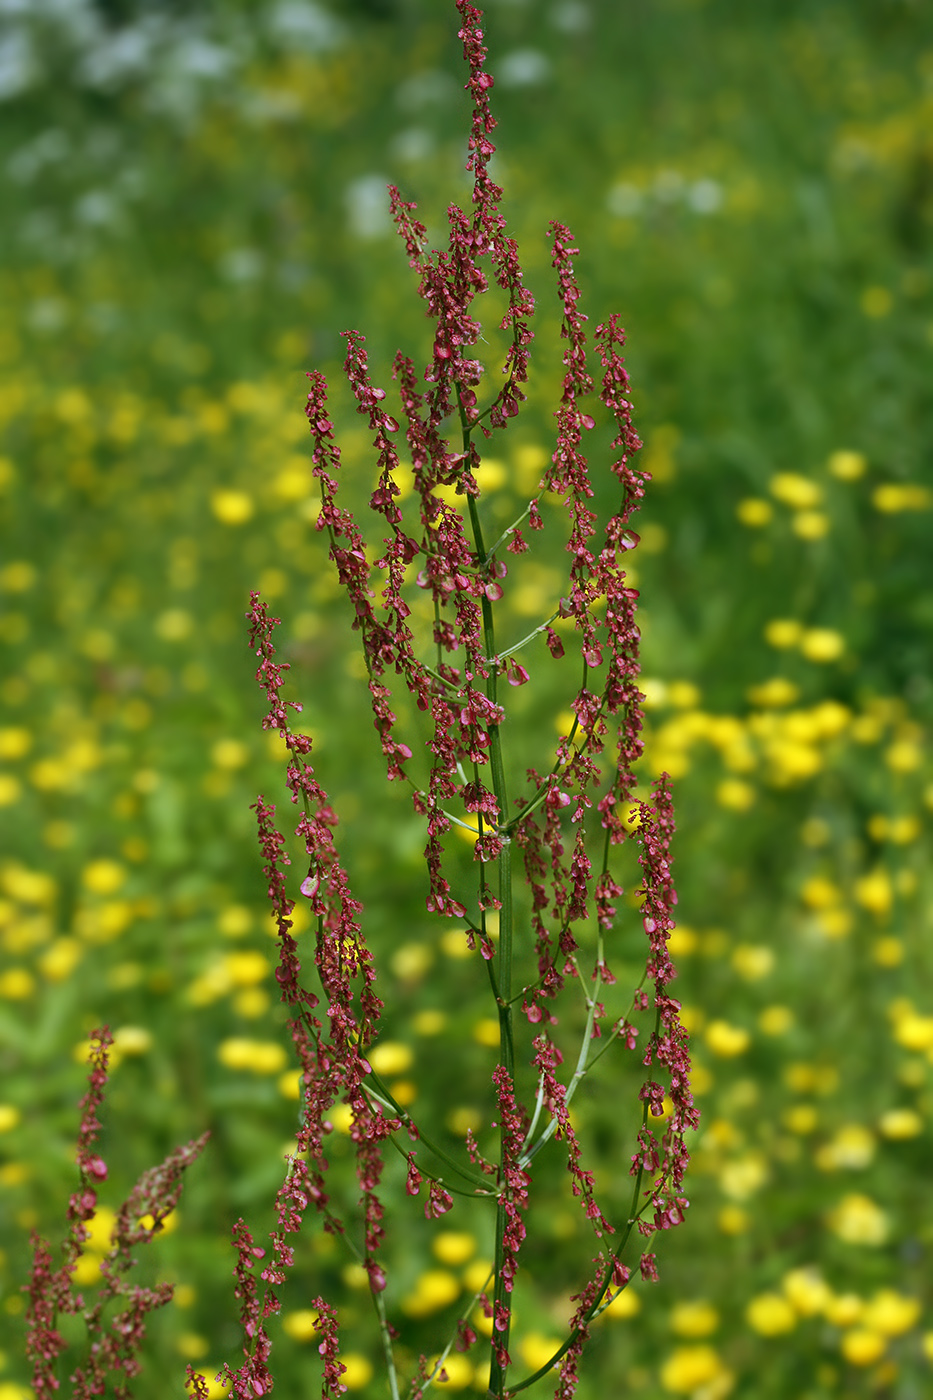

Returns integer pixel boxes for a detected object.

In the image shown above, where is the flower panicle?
[629,776,697,1236]
[26,1029,207,1400]
[247,586,402,1383]
[237,6,696,1399]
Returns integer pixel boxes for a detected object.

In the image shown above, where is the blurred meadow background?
[2,0,933,1396]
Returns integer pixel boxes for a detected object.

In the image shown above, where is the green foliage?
[1,2,932,1397]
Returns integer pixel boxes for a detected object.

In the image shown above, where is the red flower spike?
[239,5,694,1397]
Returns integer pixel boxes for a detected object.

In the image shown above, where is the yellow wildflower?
[792,511,830,539]
[828,450,866,480]
[282,1310,320,1342]
[799,628,844,662]
[368,1041,414,1076]
[769,473,822,509]
[783,1268,831,1317]
[716,779,756,811]
[746,677,799,707]
[670,1300,719,1337]
[816,1124,875,1171]
[731,945,773,981]
[736,498,773,527]
[764,619,802,649]
[659,1344,731,1394]
[840,1328,886,1366]
[431,1232,476,1266]
[826,1193,889,1245]
[401,1269,461,1318]
[877,1108,922,1139]
[759,1006,793,1036]
[861,1290,921,1336]
[746,1293,797,1336]
[705,1021,750,1057]
[854,868,893,917]
[217,1039,287,1075]
[211,489,254,525]
[872,483,930,513]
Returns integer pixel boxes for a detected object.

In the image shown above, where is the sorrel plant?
[25,1028,208,1399]
[26,4,697,1396]
[237,2,697,1394]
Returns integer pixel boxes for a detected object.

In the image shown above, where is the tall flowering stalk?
[238,3,698,1397]
[25,1028,208,1400]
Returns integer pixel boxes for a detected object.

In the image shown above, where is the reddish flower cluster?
[313,1299,346,1400]
[532,1036,611,1237]
[553,1271,602,1400]
[217,1220,275,1398]
[489,1066,531,1366]
[233,596,401,1392]
[630,776,699,1234]
[237,4,696,1398]
[25,1028,207,1400]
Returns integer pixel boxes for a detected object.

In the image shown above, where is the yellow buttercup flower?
[282,1309,320,1342]
[211,739,250,770]
[746,677,799,708]
[367,1041,414,1076]
[815,1123,875,1171]
[211,489,255,525]
[769,473,822,509]
[0,727,31,759]
[877,1108,923,1139]
[431,1231,476,1266]
[764,618,802,649]
[155,608,194,641]
[736,497,773,527]
[840,1328,886,1366]
[825,1294,863,1327]
[0,1104,22,1133]
[783,1104,818,1135]
[659,1344,731,1394]
[716,778,756,812]
[600,1286,641,1320]
[759,1005,794,1036]
[746,1293,796,1336]
[872,482,930,512]
[217,1038,287,1075]
[799,628,844,663]
[719,1153,768,1201]
[401,1269,461,1318]
[783,1268,831,1317]
[705,1021,750,1057]
[670,1299,719,1337]
[518,1333,561,1370]
[828,449,866,480]
[81,859,127,895]
[429,1352,473,1388]
[731,944,773,981]
[827,1193,889,1245]
[861,1289,921,1336]
[792,510,830,540]
[854,868,893,917]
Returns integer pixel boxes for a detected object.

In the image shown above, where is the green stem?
[407,1272,494,1398]
[365,1069,494,1193]
[484,494,541,563]
[507,1102,656,1395]
[493,609,561,664]
[461,416,517,1400]
[371,1285,401,1400]
[519,956,603,1170]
